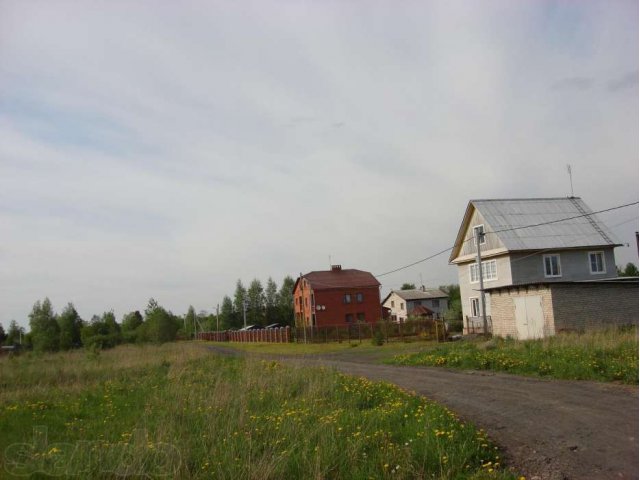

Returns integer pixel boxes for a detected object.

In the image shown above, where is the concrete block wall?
[488,285,555,338]
[550,283,639,332]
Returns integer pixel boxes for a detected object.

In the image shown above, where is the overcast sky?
[1,0,638,329]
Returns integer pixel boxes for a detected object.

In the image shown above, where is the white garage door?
[513,295,545,340]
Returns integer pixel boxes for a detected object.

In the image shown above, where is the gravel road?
[206,345,638,479]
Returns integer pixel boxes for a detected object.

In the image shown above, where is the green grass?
[389,328,639,384]
[0,343,517,479]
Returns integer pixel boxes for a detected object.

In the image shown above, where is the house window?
[469,260,497,283]
[589,251,606,274]
[356,293,363,303]
[400,303,404,310]
[432,299,440,308]
[391,300,395,308]
[345,313,354,323]
[543,254,562,277]
[473,224,486,245]
[343,294,352,304]
[357,312,365,322]
[304,297,308,306]
[470,297,480,317]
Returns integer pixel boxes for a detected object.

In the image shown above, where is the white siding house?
[449,197,622,336]
[382,287,449,322]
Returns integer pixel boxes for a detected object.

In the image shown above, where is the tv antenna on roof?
[567,164,574,197]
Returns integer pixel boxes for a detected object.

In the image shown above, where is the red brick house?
[293,265,382,327]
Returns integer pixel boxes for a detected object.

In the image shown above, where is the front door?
[513,295,544,340]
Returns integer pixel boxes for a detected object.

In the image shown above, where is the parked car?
[264,323,284,329]
[238,325,261,331]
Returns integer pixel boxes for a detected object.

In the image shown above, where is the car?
[238,324,261,331]
[264,323,284,329]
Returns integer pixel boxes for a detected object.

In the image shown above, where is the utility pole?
[216,303,220,332]
[475,227,488,335]
[243,299,248,328]
[567,164,574,197]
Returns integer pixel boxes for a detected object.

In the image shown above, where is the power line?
[375,200,638,278]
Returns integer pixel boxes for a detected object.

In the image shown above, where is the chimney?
[331,265,342,272]
[421,285,425,292]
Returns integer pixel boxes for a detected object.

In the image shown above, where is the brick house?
[293,265,382,327]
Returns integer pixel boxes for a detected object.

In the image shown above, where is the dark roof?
[295,269,380,291]
[393,288,448,300]
[409,305,434,316]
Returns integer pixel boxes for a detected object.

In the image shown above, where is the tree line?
[0,275,296,353]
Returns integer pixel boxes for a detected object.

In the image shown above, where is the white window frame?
[469,259,498,284]
[588,251,606,274]
[472,224,486,245]
[470,297,480,317]
[543,254,562,278]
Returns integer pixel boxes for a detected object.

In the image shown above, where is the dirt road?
[206,345,638,479]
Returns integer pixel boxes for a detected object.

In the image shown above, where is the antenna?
[567,164,574,197]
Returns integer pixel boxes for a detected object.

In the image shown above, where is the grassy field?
[213,339,432,356]
[389,328,639,384]
[0,343,517,479]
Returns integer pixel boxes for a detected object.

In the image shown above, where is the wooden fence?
[197,327,291,343]
[293,319,447,344]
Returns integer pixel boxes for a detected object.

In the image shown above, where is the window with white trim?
[470,297,480,317]
[472,224,486,245]
[589,251,606,274]
[543,254,562,278]
[469,260,497,283]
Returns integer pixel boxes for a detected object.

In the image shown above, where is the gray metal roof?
[471,197,620,252]
[392,288,448,300]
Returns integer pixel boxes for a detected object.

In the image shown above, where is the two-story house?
[448,197,636,338]
[382,287,449,322]
[293,265,381,327]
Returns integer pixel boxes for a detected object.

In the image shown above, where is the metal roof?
[297,269,380,290]
[450,197,621,262]
[391,288,448,300]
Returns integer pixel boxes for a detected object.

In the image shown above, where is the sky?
[1,0,638,329]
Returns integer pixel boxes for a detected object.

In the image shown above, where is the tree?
[0,323,6,345]
[277,275,295,326]
[233,280,247,327]
[617,262,639,277]
[81,311,121,349]
[182,305,197,338]
[29,298,60,352]
[401,283,416,290]
[5,320,24,346]
[264,277,279,324]
[219,295,237,329]
[121,310,144,343]
[246,279,265,326]
[142,298,179,343]
[439,284,462,331]
[58,303,83,350]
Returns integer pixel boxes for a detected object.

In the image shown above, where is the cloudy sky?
[1,0,638,328]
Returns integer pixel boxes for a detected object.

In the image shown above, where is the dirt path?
[205,345,638,480]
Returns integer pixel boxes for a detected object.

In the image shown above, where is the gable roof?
[409,304,435,316]
[381,288,448,305]
[294,269,380,291]
[449,197,621,262]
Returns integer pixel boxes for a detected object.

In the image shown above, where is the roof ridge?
[471,197,581,202]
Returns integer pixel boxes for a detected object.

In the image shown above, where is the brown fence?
[293,319,447,344]
[197,327,291,343]
[464,316,492,335]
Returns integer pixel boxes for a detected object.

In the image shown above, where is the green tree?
[0,323,6,345]
[29,298,60,352]
[617,262,639,277]
[439,284,462,331]
[401,283,416,290]
[277,275,295,326]
[5,320,24,346]
[219,295,237,329]
[81,311,121,349]
[182,305,197,338]
[121,310,144,343]
[247,279,265,326]
[58,303,83,350]
[142,298,179,343]
[233,280,247,318]
[264,277,279,324]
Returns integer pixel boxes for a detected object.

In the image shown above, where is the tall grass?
[390,328,638,384]
[0,343,516,479]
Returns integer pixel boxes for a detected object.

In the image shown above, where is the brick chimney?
[331,265,342,272]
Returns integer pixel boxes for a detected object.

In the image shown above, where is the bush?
[371,328,384,346]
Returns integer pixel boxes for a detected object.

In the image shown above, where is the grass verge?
[389,328,638,384]
[1,343,517,479]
